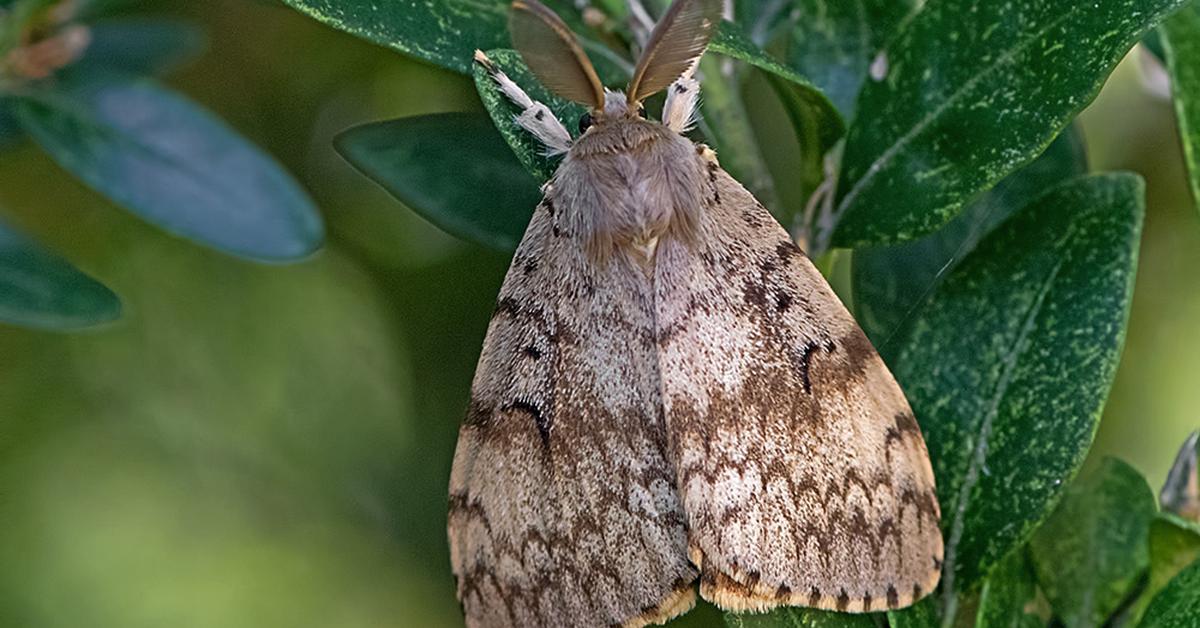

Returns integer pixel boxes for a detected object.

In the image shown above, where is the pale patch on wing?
[449,195,699,627]
[654,167,943,614]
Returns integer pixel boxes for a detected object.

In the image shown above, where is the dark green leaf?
[279,0,508,74]
[80,18,206,75]
[472,48,586,182]
[976,550,1041,628]
[278,0,622,76]
[0,217,120,330]
[335,112,539,251]
[892,174,1144,606]
[0,101,24,150]
[852,126,1088,356]
[830,0,1184,248]
[1160,431,1200,520]
[1161,2,1200,213]
[13,73,323,262]
[887,595,940,628]
[710,22,845,153]
[787,0,917,118]
[724,607,875,628]
[1129,514,1200,623]
[1030,458,1155,628]
[1138,556,1200,627]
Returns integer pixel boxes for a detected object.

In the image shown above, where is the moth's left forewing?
[655,160,943,613]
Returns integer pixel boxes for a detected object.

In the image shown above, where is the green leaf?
[1129,514,1200,623]
[335,112,540,251]
[1029,458,1156,628]
[12,73,324,262]
[472,48,586,183]
[279,0,508,75]
[723,608,875,628]
[0,217,120,330]
[278,0,625,76]
[787,0,917,118]
[80,18,206,75]
[710,22,845,153]
[1161,2,1200,214]
[1138,556,1200,627]
[852,126,1088,357]
[888,596,940,628]
[891,174,1144,609]
[976,550,1041,628]
[829,0,1184,248]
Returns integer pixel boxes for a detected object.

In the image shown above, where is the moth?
[449,0,943,625]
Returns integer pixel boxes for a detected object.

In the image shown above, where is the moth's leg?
[474,50,573,155]
[662,68,701,133]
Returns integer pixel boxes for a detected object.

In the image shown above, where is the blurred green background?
[0,1,1196,626]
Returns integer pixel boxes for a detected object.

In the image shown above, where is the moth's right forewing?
[655,164,943,613]
[449,199,699,628]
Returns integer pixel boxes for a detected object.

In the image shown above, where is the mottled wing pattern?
[655,163,943,613]
[449,197,698,627]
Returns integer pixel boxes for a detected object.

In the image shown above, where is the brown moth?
[449,1,943,626]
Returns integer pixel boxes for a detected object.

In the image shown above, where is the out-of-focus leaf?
[1161,2,1200,213]
[887,596,939,628]
[1129,514,1200,623]
[711,22,845,153]
[724,607,874,628]
[13,73,323,262]
[0,217,120,329]
[335,112,540,251]
[976,550,1041,628]
[852,126,1088,356]
[80,18,206,75]
[279,0,508,75]
[787,0,916,118]
[1030,458,1155,628]
[473,48,585,182]
[0,102,24,150]
[1139,557,1200,627]
[892,175,1144,608]
[1160,431,1200,520]
[830,0,1184,248]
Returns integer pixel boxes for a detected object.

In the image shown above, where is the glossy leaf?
[1030,458,1155,628]
[0,218,120,330]
[787,0,917,118]
[80,18,206,75]
[279,0,508,75]
[1130,514,1200,623]
[278,0,619,76]
[1139,557,1200,627]
[710,22,845,152]
[1161,2,1200,213]
[976,550,1041,628]
[13,73,323,262]
[852,126,1087,356]
[473,48,586,182]
[335,112,540,251]
[830,0,1184,248]
[724,608,874,628]
[891,174,1144,608]
[887,596,939,628]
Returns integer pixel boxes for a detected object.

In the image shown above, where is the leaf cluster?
[0,0,324,329]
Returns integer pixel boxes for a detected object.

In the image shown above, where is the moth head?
[510,0,722,126]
